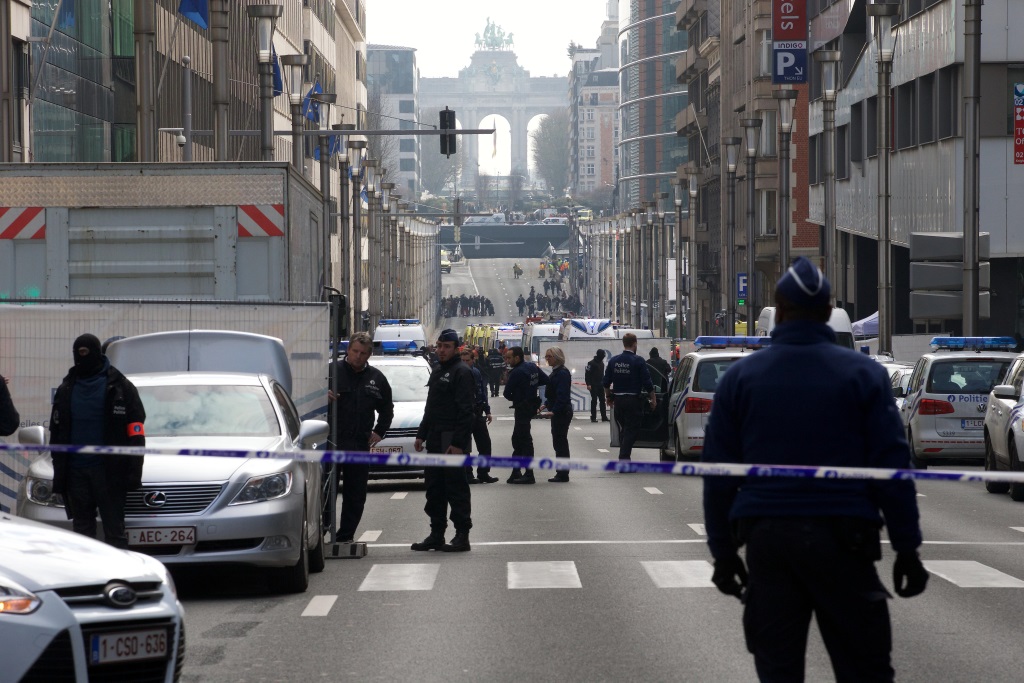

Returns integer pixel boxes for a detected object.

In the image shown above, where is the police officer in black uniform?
[328,332,394,543]
[646,347,672,393]
[461,348,499,484]
[485,346,505,397]
[702,257,928,682]
[412,329,476,552]
[584,349,608,422]
[503,346,548,484]
[603,332,655,464]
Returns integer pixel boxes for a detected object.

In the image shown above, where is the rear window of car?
[138,385,280,437]
[693,359,738,393]
[374,364,430,402]
[925,359,1012,395]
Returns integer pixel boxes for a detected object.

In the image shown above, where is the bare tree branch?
[531,109,570,196]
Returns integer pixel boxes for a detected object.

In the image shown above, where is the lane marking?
[597,448,609,453]
[301,595,338,617]
[917,493,926,497]
[357,530,382,542]
[584,436,594,441]
[924,560,1024,587]
[363,538,1024,549]
[466,259,480,295]
[390,492,408,500]
[642,560,715,588]
[688,523,706,536]
[359,563,440,591]
[1011,527,1024,534]
[508,561,582,589]
[644,487,663,495]
[574,427,582,431]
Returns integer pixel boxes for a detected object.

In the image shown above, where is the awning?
[852,311,878,337]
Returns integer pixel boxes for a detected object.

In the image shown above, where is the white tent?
[852,311,879,337]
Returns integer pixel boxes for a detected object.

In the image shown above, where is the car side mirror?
[892,386,905,398]
[297,419,330,449]
[992,384,1017,400]
[18,425,45,445]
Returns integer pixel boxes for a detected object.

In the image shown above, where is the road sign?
[737,272,748,299]
[772,0,807,84]
[1014,84,1024,165]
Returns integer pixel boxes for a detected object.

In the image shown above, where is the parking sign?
[772,0,807,84]
[738,273,748,299]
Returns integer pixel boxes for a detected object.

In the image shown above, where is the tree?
[531,110,570,195]
[365,83,399,182]
[420,139,463,197]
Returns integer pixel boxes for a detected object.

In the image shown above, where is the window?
[586,109,595,121]
[399,119,414,131]
[586,145,595,158]
[585,163,595,175]
[399,138,415,153]
[836,124,849,180]
[866,96,878,157]
[758,190,777,235]
[400,158,415,171]
[938,65,959,139]
[896,82,915,150]
[587,127,595,140]
[758,31,772,77]
[758,109,777,156]
[399,99,414,114]
[918,73,935,144]
[850,102,863,162]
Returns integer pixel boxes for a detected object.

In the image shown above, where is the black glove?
[711,555,748,599]
[893,551,929,598]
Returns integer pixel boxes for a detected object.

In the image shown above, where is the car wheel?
[1009,443,1024,502]
[984,431,1010,494]
[659,429,675,462]
[309,507,326,574]
[268,510,310,594]
[908,429,927,469]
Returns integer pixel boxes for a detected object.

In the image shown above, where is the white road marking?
[390,492,408,500]
[574,427,582,431]
[1011,527,1024,534]
[642,561,715,588]
[466,259,480,295]
[688,523,706,536]
[584,436,594,441]
[924,560,1024,587]
[644,487,663,495]
[917,493,926,497]
[301,595,338,617]
[597,448,609,453]
[362,538,1024,548]
[359,564,440,591]
[357,530,382,542]
[508,561,582,589]
[497,416,515,421]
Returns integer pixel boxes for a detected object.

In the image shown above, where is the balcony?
[675,107,707,136]
[675,0,707,31]
[676,50,708,83]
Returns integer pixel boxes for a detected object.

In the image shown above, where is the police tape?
[2,441,1023,484]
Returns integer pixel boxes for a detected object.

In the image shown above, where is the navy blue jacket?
[546,365,573,414]
[503,361,548,408]
[701,320,922,560]
[470,365,490,415]
[417,356,476,450]
[602,350,654,395]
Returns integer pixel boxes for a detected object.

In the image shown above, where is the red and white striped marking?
[237,204,285,238]
[0,207,45,239]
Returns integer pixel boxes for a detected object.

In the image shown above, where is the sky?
[366,1,614,79]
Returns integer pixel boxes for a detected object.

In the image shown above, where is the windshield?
[926,359,1012,395]
[834,332,855,349]
[693,359,739,393]
[373,363,430,402]
[530,336,558,355]
[138,384,280,437]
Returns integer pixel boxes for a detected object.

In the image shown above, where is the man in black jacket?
[503,346,548,484]
[584,349,607,423]
[485,347,505,397]
[0,373,19,436]
[412,329,476,552]
[328,332,394,543]
[50,334,146,548]
[646,347,673,393]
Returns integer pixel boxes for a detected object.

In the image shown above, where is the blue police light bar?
[375,340,419,354]
[378,319,421,326]
[693,336,771,350]
[929,337,1017,352]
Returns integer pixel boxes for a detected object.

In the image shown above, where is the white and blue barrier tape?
[1,441,1022,484]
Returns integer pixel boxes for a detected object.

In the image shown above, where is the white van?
[755,306,856,349]
[558,318,617,341]
[373,319,427,353]
[523,321,562,361]
[614,327,656,340]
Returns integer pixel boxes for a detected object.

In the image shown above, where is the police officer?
[540,346,572,483]
[646,347,672,393]
[412,329,476,552]
[702,257,928,682]
[328,332,394,543]
[485,346,505,397]
[584,349,607,423]
[461,348,499,484]
[603,332,655,464]
[503,345,548,484]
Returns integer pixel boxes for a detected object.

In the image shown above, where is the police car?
[664,336,769,461]
[898,337,1017,469]
[982,351,1024,500]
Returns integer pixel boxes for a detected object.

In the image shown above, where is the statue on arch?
[506,33,514,50]
[475,32,483,49]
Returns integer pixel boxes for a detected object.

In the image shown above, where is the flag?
[302,81,323,123]
[271,45,284,97]
[178,0,209,29]
[312,133,341,161]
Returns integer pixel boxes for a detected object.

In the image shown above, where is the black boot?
[506,468,523,483]
[442,531,471,552]
[477,469,499,484]
[511,468,536,484]
[548,471,569,483]
[411,530,446,551]
[466,466,480,484]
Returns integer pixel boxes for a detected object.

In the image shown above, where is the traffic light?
[440,107,456,157]
[737,298,745,307]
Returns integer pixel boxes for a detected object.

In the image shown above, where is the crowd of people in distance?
[443,294,495,318]
[515,285,582,317]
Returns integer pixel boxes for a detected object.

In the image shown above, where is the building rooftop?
[367,44,417,52]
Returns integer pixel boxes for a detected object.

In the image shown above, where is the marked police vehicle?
[373,319,427,353]
[982,350,1024,500]
[663,336,769,461]
[755,306,856,349]
[559,318,616,341]
[523,321,562,362]
[898,337,1017,469]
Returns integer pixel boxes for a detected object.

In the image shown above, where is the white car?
[365,354,431,478]
[983,352,1024,500]
[0,513,185,682]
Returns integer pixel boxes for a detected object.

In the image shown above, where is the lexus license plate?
[129,527,196,546]
[961,419,984,430]
[370,446,404,453]
[90,628,169,665]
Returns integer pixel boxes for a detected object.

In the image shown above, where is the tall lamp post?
[868,2,899,352]
[723,137,741,334]
[312,93,336,296]
[688,166,702,337]
[375,179,393,328]
[644,202,655,330]
[963,0,982,333]
[246,3,283,162]
[386,193,399,317]
[816,50,842,300]
[280,54,308,172]
[333,123,352,295]
[773,89,798,273]
[672,178,685,340]
[740,119,762,333]
[656,192,669,337]
[362,158,379,330]
[348,140,366,329]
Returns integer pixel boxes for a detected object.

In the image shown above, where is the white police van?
[559,318,616,341]
[755,306,856,349]
[664,336,769,461]
[982,350,1024,500]
[372,319,427,354]
[899,337,1017,469]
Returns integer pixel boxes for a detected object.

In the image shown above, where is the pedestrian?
[486,346,505,397]
[412,329,476,552]
[646,347,673,392]
[603,332,655,465]
[539,347,572,483]
[517,294,526,317]
[461,349,499,484]
[584,349,608,423]
[327,332,394,543]
[0,371,19,436]
[503,345,548,484]
[702,257,928,682]
[50,334,146,548]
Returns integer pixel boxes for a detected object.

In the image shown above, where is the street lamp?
[688,166,702,336]
[280,54,308,172]
[672,178,686,340]
[655,192,669,337]
[386,193,399,317]
[723,137,742,335]
[246,3,284,162]
[333,123,352,300]
[348,140,366,328]
[773,89,798,273]
[644,202,655,330]
[740,118,763,335]
[816,49,842,303]
[362,158,378,330]
[312,92,336,297]
[868,1,899,352]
